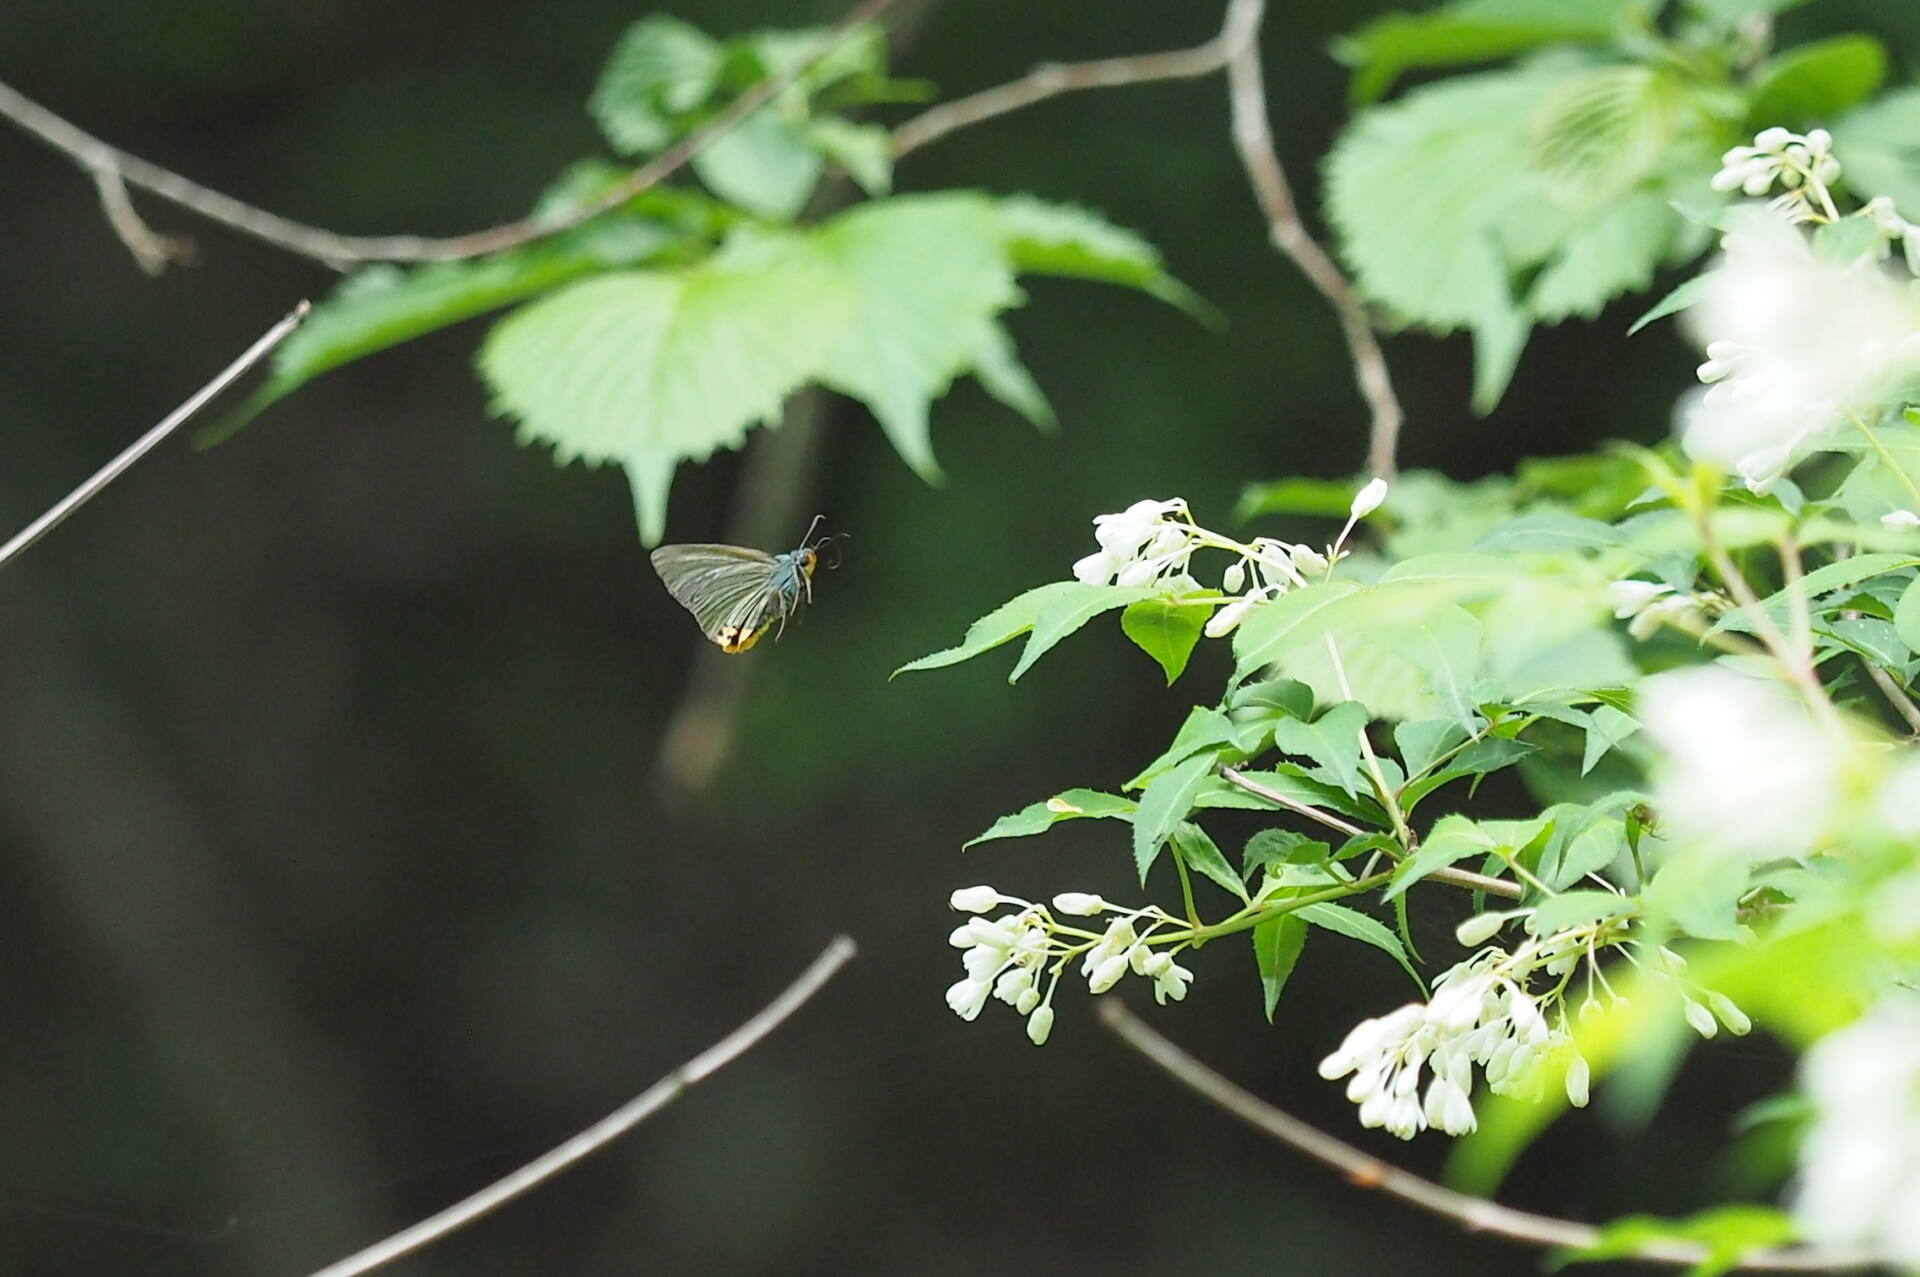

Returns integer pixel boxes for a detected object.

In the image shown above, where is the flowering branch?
[1098,999,1873,1272]
[890,25,1236,158]
[0,0,899,270]
[0,300,309,573]
[1221,0,1403,480]
[305,935,857,1277]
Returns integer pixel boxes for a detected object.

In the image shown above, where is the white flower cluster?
[1607,578,1716,640]
[1317,947,1590,1139]
[1678,204,1920,492]
[1791,998,1920,1267]
[1712,126,1840,222]
[944,886,1194,1045]
[1072,480,1388,640]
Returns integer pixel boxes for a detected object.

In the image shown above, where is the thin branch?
[87,160,190,274]
[891,29,1234,159]
[1220,0,1403,481]
[0,0,898,270]
[1864,659,1920,735]
[1218,766,1524,900]
[306,935,857,1277]
[0,300,309,573]
[1098,1000,1872,1272]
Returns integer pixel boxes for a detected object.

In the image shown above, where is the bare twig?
[1864,661,1920,735]
[0,0,898,270]
[891,28,1234,158]
[0,301,309,572]
[306,935,857,1277]
[1218,766,1524,900]
[1098,1000,1871,1271]
[87,160,190,274]
[1220,0,1403,480]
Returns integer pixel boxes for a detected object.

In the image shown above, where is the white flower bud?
[1349,477,1389,520]
[1204,599,1252,639]
[1222,560,1246,594]
[1565,1052,1591,1108]
[1289,544,1330,575]
[1454,912,1509,947]
[1707,991,1752,1035]
[1116,559,1160,588]
[949,885,1001,913]
[994,966,1033,1004]
[1882,510,1920,530]
[1088,953,1130,994]
[1025,1004,1055,1045]
[1755,126,1793,152]
[1684,998,1720,1039]
[1014,986,1041,1015]
[1051,892,1106,916]
[945,977,991,1021]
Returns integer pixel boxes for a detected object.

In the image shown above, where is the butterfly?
[650,518,841,653]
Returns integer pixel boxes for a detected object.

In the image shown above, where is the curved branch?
[1220,0,1403,480]
[1098,1000,1870,1272]
[306,935,858,1277]
[891,30,1234,159]
[0,0,899,269]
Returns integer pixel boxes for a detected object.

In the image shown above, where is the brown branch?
[1217,766,1524,901]
[0,0,899,270]
[1098,1000,1871,1271]
[0,300,309,572]
[87,160,190,274]
[1220,0,1403,481]
[891,29,1234,159]
[305,935,857,1277]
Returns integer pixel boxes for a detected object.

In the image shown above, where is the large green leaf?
[691,108,825,220]
[1133,752,1220,883]
[1527,66,1680,207]
[1121,596,1208,684]
[814,195,1021,481]
[478,231,858,544]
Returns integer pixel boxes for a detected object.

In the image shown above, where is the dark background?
[0,2,1907,1274]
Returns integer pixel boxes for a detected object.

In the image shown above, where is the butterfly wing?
[650,544,782,652]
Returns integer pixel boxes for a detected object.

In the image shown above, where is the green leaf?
[1232,581,1364,682]
[1541,813,1627,887]
[1121,597,1208,684]
[1628,273,1707,335]
[1556,1206,1796,1275]
[1196,767,1386,826]
[589,15,724,155]
[1271,701,1371,798]
[479,232,859,545]
[1527,66,1679,207]
[814,195,1021,481]
[1528,888,1634,936]
[807,116,892,196]
[1254,914,1310,1020]
[1243,829,1333,880]
[1335,0,1637,104]
[1469,512,1621,555]
[1233,476,1364,522]
[1834,88,1920,217]
[1895,576,1920,654]
[893,581,1156,680]
[1172,823,1250,902]
[1583,704,1639,774]
[970,323,1055,432]
[1712,552,1919,635]
[1230,678,1318,721]
[1813,214,1883,266]
[691,108,825,220]
[1644,852,1753,942]
[1395,717,1471,778]
[1296,902,1424,990]
[1387,814,1495,898]
[993,195,1212,320]
[1133,752,1219,883]
[1399,735,1535,810]
[1371,605,1485,728]
[1127,706,1243,790]
[965,788,1136,847]
[1747,35,1887,129]
[1525,190,1678,321]
[218,220,678,440]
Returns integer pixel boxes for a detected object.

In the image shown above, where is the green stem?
[1154,871,1395,947]
[1174,849,1201,930]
